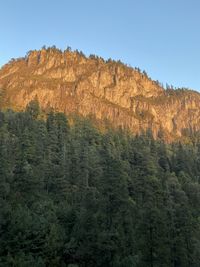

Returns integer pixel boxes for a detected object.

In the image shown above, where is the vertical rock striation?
[1,48,200,141]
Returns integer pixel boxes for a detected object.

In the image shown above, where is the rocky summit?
[1,47,200,141]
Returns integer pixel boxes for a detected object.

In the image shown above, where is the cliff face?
[1,48,200,141]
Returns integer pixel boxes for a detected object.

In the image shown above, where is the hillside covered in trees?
[0,101,200,267]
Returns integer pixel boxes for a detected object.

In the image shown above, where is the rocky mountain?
[1,47,200,141]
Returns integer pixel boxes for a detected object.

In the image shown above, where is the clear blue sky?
[1,0,200,90]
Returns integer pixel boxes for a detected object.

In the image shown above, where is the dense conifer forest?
[0,101,200,267]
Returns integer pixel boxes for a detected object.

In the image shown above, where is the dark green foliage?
[0,106,200,267]
[25,99,40,119]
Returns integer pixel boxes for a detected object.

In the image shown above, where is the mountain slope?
[1,47,200,141]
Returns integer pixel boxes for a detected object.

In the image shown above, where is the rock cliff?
[1,47,200,141]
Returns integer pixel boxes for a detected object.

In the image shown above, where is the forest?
[0,101,200,267]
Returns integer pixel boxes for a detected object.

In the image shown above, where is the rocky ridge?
[1,47,200,141]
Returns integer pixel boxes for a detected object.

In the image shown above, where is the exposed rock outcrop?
[1,48,200,141]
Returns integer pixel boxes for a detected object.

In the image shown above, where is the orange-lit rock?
[1,48,200,141]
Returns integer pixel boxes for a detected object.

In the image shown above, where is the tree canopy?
[0,106,199,267]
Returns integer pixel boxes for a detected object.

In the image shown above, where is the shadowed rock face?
[1,48,200,141]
